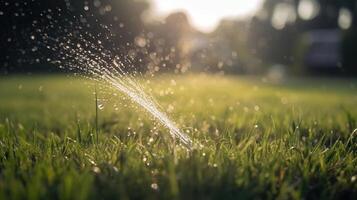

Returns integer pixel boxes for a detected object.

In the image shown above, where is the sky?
[149,0,263,32]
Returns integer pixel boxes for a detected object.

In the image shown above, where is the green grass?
[0,74,356,200]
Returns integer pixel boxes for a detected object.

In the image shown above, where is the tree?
[246,0,357,74]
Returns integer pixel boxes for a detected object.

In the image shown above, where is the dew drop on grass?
[112,166,118,172]
[92,166,101,174]
[98,104,104,110]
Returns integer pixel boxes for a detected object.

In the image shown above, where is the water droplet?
[30,35,35,40]
[92,166,101,174]
[134,36,146,48]
[98,104,104,110]
[105,5,112,12]
[114,105,119,111]
[84,6,89,11]
[151,183,159,190]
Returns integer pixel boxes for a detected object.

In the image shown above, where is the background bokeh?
[1,0,356,75]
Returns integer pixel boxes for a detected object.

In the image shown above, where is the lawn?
[0,74,356,200]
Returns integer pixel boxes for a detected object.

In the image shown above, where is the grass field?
[0,74,356,200]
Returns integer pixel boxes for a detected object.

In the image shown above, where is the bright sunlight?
[150,0,263,32]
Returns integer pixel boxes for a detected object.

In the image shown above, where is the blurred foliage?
[1,0,357,75]
[245,0,357,74]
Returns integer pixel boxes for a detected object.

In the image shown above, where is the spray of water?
[31,18,193,148]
